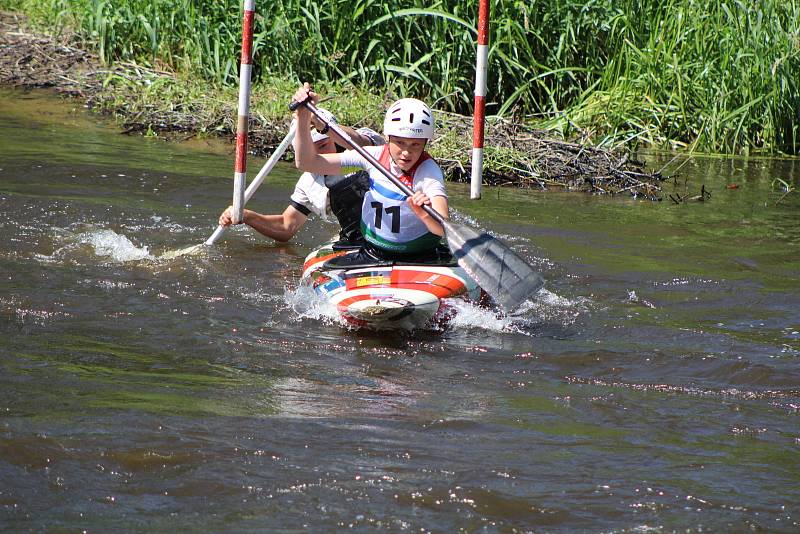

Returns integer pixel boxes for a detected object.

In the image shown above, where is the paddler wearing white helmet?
[218,106,383,245]
[291,83,449,264]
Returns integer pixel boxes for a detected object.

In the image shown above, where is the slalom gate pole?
[470,0,490,200]
[204,122,296,247]
[231,0,256,223]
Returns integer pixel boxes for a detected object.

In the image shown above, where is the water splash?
[514,288,592,325]
[38,228,155,264]
[443,299,519,332]
[282,282,591,336]
[284,283,346,328]
[449,208,481,228]
[77,229,153,262]
[627,290,656,308]
[121,215,196,235]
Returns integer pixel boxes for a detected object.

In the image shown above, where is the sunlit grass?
[3,0,798,154]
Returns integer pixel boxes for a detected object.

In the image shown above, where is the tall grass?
[3,0,798,154]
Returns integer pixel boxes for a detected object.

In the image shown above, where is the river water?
[1,88,798,532]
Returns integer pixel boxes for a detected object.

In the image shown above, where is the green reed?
[4,0,798,154]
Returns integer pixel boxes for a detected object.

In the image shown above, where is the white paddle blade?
[444,220,544,312]
[160,243,205,260]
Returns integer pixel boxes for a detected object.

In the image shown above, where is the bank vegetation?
[2,1,798,197]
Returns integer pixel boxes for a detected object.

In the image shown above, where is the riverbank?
[0,10,666,199]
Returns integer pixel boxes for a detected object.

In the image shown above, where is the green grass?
[3,0,798,155]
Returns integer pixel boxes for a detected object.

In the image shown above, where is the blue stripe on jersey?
[370,178,407,201]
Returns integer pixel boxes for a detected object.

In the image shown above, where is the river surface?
[1,88,799,532]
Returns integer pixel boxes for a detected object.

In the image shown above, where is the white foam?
[444,288,591,335]
[440,299,504,330]
[518,288,592,324]
[284,284,346,328]
[77,229,153,262]
[282,282,592,335]
[627,289,656,308]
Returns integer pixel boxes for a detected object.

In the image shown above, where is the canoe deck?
[301,245,481,331]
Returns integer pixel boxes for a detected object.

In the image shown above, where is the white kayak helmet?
[310,107,338,142]
[383,98,434,140]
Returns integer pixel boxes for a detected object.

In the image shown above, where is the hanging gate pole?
[231,0,256,223]
[470,0,490,200]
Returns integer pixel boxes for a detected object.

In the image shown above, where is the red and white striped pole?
[231,0,255,224]
[470,0,490,200]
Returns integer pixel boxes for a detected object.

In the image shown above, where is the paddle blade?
[160,243,205,260]
[443,220,544,312]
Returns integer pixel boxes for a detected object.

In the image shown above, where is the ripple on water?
[566,375,800,413]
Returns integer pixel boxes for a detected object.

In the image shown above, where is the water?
[1,88,799,532]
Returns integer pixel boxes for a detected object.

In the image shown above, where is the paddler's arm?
[408,192,448,237]
[292,83,343,175]
[313,120,374,148]
[219,205,307,243]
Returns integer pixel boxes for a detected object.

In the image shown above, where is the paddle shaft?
[290,99,445,226]
[205,123,297,246]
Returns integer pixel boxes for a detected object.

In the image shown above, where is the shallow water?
[1,88,798,532]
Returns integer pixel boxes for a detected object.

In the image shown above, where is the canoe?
[300,243,481,331]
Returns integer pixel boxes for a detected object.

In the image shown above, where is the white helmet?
[310,107,338,143]
[383,98,434,140]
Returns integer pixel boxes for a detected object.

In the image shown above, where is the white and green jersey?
[338,145,447,253]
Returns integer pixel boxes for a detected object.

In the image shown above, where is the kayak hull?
[301,245,480,331]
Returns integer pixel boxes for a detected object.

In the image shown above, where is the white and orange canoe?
[300,244,482,331]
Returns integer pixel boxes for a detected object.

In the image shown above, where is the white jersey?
[290,171,334,221]
[338,145,446,253]
[355,128,385,146]
[289,127,384,221]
